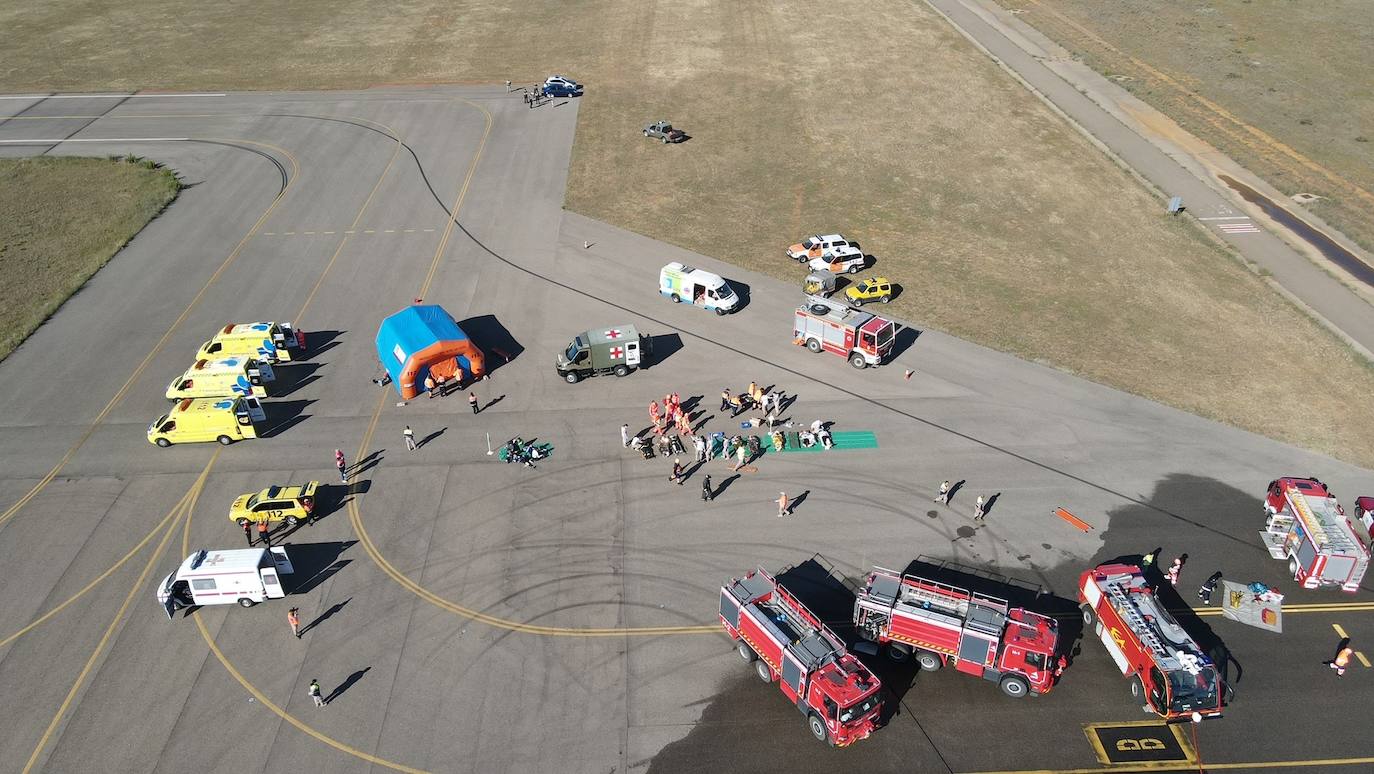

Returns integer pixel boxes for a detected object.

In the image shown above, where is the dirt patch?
[0,156,180,361]
[3,0,1374,466]
[993,0,1374,257]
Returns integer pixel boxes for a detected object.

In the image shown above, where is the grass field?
[0,156,180,361]
[2,0,1374,466]
[993,0,1374,257]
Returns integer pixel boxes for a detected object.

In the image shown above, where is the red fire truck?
[720,567,883,746]
[1078,563,1224,722]
[1261,477,1369,592]
[851,566,1064,698]
[793,295,896,369]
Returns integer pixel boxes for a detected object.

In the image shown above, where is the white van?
[165,357,275,400]
[659,262,738,315]
[157,547,295,618]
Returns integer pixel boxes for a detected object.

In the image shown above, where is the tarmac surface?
[0,87,1371,774]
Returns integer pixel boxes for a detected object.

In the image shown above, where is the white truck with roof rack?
[1262,477,1369,591]
[157,547,294,618]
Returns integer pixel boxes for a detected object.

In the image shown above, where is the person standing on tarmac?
[288,607,301,638]
[701,474,713,502]
[258,520,271,547]
[243,521,254,547]
[335,449,347,484]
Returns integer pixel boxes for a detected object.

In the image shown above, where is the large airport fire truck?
[1261,477,1369,592]
[1079,563,1224,722]
[792,295,896,369]
[719,567,883,747]
[852,566,1063,698]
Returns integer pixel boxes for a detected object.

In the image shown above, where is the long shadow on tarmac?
[460,314,524,376]
[283,540,356,596]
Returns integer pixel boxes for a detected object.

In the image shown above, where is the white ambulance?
[659,262,738,315]
[157,547,295,618]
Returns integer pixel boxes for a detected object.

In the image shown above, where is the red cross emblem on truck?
[609,346,624,358]
[604,329,622,339]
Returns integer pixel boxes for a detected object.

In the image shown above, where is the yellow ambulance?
[165,357,275,400]
[147,396,266,447]
[195,322,303,363]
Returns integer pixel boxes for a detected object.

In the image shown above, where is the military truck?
[556,325,652,383]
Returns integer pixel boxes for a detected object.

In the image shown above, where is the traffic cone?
[904,369,913,380]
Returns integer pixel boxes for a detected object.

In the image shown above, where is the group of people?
[649,392,692,437]
[502,437,547,468]
[720,381,783,418]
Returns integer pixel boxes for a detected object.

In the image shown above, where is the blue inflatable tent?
[375,305,484,399]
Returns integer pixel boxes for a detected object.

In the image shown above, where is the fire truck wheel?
[1288,557,1299,579]
[1080,604,1095,628]
[737,642,757,663]
[885,643,910,663]
[754,659,772,683]
[806,338,822,353]
[237,598,255,608]
[1130,675,1145,700]
[999,675,1029,698]
[807,713,832,745]
[848,353,867,369]
[915,651,942,671]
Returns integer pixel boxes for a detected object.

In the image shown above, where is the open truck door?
[625,339,641,368]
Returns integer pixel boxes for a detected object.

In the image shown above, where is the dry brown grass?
[993,0,1374,256]
[0,156,180,361]
[2,0,1374,466]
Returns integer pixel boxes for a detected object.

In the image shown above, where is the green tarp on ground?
[774,430,878,453]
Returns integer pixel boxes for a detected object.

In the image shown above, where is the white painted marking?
[0,137,187,143]
[1218,222,1261,234]
[0,93,225,100]
[1199,216,1252,221]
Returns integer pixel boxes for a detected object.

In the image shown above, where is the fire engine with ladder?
[1261,477,1369,592]
[719,567,883,746]
[851,566,1065,698]
[1079,563,1224,722]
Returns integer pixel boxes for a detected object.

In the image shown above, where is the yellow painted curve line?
[342,95,717,634]
[0,137,299,531]
[346,389,715,637]
[1025,0,1374,208]
[0,487,192,648]
[176,451,428,773]
[22,454,215,773]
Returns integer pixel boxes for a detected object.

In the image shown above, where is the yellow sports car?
[844,277,893,305]
[229,482,319,527]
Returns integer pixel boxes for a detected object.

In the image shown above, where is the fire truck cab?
[853,566,1062,698]
[1262,477,1369,591]
[1079,563,1224,722]
[720,568,883,747]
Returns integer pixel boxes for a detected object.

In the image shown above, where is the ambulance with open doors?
[157,547,295,618]
[196,322,304,363]
[659,262,738,315]
[165,356,275,400]
[147,396,266,447]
